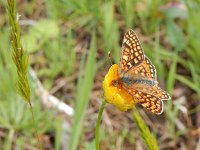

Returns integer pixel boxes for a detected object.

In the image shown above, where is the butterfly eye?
[112,80,118,87]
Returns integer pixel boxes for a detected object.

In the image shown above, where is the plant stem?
[95,100,106,150]
[132,107,159,150]
[29,102,43,150]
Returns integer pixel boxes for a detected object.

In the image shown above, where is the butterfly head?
[112,80,119,87]
[106,65,123,89]
[104,64,120,83]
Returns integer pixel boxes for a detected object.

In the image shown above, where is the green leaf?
[166,20,185,51]
[161,5,188,19]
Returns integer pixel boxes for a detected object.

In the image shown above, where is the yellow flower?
[102,64,137,111]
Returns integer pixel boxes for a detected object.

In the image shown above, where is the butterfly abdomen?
[121,77,156,86]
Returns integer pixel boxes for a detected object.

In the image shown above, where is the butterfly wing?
[119,29,144,76]
[122,56,170,100]
[122,79,170,101]
[119,29,170,114]
[125,88,163,114]
[129,84,170,100]
[124,56,157,80]
[119,30,156,80]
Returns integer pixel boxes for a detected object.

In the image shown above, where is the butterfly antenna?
[108,51,113,66]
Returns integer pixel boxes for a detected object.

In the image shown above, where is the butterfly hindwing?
[124,87,163,114]
[139,94,163,115]
[125,82,170,100]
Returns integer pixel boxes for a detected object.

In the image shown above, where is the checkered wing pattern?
[124,56,157,80]
[118,29,170,114]
[119,30,144,75]
[131,84,170,100]
[125,88,163,114]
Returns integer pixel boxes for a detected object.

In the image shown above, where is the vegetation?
[0,0,200,149]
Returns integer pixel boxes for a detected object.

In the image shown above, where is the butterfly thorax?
[111,72,157,89]
[120,77,157,86]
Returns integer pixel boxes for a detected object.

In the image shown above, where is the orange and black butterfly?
[115,29,170,114]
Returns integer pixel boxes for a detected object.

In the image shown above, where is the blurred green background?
[0,0,200,149]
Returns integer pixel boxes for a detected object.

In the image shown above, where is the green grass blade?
[55,118,62,150]
[68,31,97,150]
[176,75,199,92]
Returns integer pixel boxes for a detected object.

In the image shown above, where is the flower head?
[102,64,137,111]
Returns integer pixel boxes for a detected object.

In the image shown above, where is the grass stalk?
[7,0,42,149]
[95,100,106,150]
[29,102,43,150]
[7,0,30,101]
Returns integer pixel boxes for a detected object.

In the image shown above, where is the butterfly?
[113,29,170,114]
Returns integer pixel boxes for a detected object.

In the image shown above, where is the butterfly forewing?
[119,30,144,75]
[123,56,157,80]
